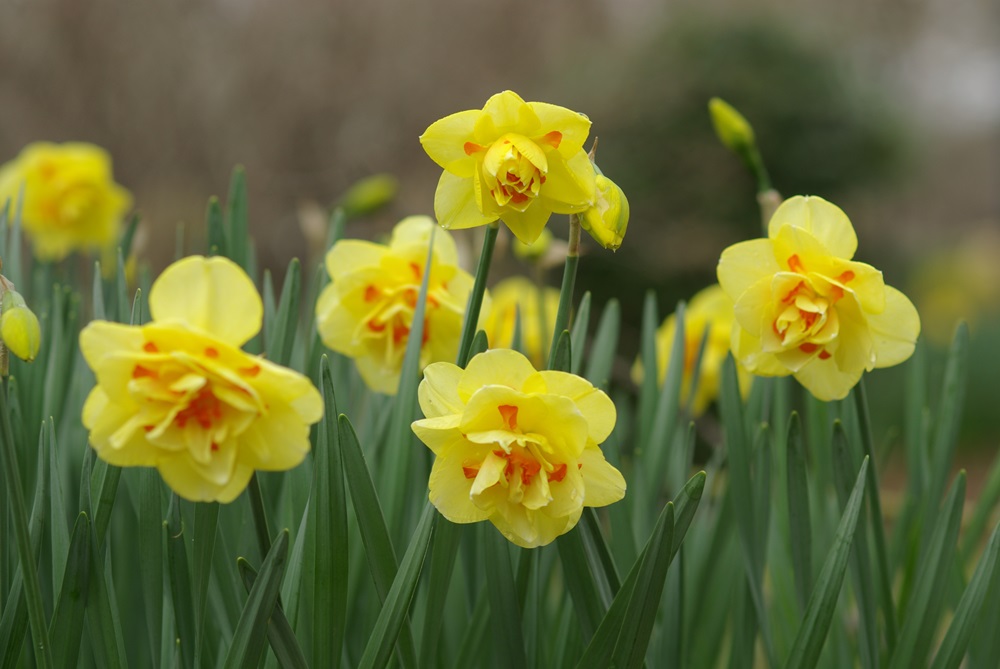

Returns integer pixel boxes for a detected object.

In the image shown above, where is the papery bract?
[81,256,322,503]
[315,216,480,395]
[717,195,920,401]
[483,277,559,368]
[633,284,751,415]
[412,349,625,548]
[0,142,132,262]
[420,90,597,244]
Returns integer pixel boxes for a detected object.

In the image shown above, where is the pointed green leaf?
[48,512,90,669]
[225,166,250,270]
[456,223,499,367]
[550,330,572,372]
[468,329,489,360]
[266,258,301,367]
[570,291,591,374]
[585,298,620,390]
[206,196,226,257]
[785,456,869,669]
[224,530,290,669]
[192,502,220,668]
[786,412,812,613]
[485,527,527,668]
[166,494,195,669]
[237,559,308,669]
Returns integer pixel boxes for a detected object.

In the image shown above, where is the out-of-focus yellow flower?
[80,256,322,503]
[420,91,597,245]
[315,216,481,395]
[0,288,41,363]
[0,142,132,261]
[412,349,625,548]
[580,174,629,251]
[718,195,920,401]
[483,277,559,368]
[632,285,751,416]
[512,228,554,262]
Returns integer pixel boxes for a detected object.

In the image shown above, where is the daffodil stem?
[853,378,899,651]
[456,222,499,368]
[547,215,581,369]
[0,379,53,669]
[247,473,273,560]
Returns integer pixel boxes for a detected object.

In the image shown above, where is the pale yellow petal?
[474,91,538,140]
[428,448,493,524]
[391,215,459,268]
[434,170,497,231]
[490,504,580,549]
[732,276,774,337]
[580,446,627,507]
[767,195,857,259]
[419,109,480,177]
[156,450,238,503]
[148,256,262,347]
[324,240,388,281]
[528,371,616,444]
[528,101,591,157]
[411,415,464,455]
[79,320,144,368]
[498,202,553,245]
[539,150,596,210]
[732,325,790,377]
[868,285,920,368]
[718,239,781,303]
[354,354,402,396]
[793,355,863,402]
[239,402,312,471]
[418,362,465,418]
[458,349,536,400]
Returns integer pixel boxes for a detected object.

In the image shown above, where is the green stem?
[0,380,52,669]
[547,215,581,369]
[456,222,499,367]
[853,377,899,652]
[247,473,272,561]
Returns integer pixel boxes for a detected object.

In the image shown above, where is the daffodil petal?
[434,170,498,231]
[419,109,479,177]
[868,286,920,368]
[580,446,627,507]
[793,355,863,402]
[148,256,262,347]
[498,202,553,245]
[528,371,616,443]
[528,101,591,157]
[418,362,464,418]
[325,240,388,281]
[427,447,493,523]
[539,150,596,210]
[475,91,538,140]
[768,195,858,259]
[718,239,782,302]
[458,349,536,400]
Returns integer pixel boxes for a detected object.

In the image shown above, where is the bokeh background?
[2,0,999,448]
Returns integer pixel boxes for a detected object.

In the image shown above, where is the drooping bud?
[1,289,41,362]
[580,174,629,251]
[338,174,398,218]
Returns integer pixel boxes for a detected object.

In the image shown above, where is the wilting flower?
[420,90,596,245]
[80,256,322,503]
[315,216,480,395]
[580,173,629,251]
[718,195,920,401]
[632,284,751,415]
[412,349,625,548]
[0,142,132,261]
[483,277,560,367]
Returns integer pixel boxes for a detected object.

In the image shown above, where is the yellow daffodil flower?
[80,256,322,503]
[483,277,559,368]
[0,142,132,262]
[580,173,629,251]
[412,349,625,548]
[315,216,480,395]
[420,91,597,245]
[717,195,920,401]
[632,284,751,416]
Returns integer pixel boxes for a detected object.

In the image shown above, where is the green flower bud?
[1,304,41,362]
[580,175,629,251]
[338,174,398,218]
[709,97,756,154]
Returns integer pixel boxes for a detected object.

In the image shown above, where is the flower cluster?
[420,91,627,250]
[718,195,920,400]
[411,349,625,548]
[0,142,132,262]
[315,216,480,395]
[81,256,322,503]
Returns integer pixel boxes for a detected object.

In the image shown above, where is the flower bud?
[338,174,398,218]
[512,228,553,262]
[580,174,629,251]
[709,97,756,154]
[1,301,41,362]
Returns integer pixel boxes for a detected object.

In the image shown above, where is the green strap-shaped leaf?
[192,502,220,668]
[785,456,869,669]
[85,523,127,669]
[358,503,436,669]
[644,302,685,498]
[585,298,620,390]
[456,223,499,367]
[889,472,967,669]
[338,414,418,668]
[484,527,527,668]
[418,520,462,668]
[308,357,348,668]
[452,586,489,669]
[266,258,301,367]
[931,521,1000,669]
[225,166,250,271]
[786,412,812,613]
[557,524,608,641]
[137,468,163,662]
[48,512,91,669]
[570,291,592,375]
[547,252,579,367]
[636,291,660,453]
[468,329,489,360]
[237,559,308,669]
[550,330,572,373]
[224,530,290,669]
[206,195,226,257]
[166,494,196,669]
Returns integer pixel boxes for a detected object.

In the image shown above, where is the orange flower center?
[771,254,857,359]
[478,134,556,211]
[359,263,440,364]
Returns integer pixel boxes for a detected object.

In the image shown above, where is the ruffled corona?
[412,349,625,548]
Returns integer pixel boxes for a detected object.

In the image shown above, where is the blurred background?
[1,0,999,447]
